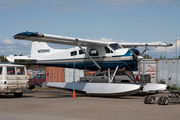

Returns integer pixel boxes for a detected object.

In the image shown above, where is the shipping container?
[65,68,84,82]
[157,59,180,87]
[46,67,84,83]
[46,67,65,83]
[137,59,157,83]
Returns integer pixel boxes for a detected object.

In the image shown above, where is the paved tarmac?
[0,89,180,120]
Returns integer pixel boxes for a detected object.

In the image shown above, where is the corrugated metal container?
[157,59,180,87]
[46,67,65,82]
[65,68,84,82]
[138,59,157,83]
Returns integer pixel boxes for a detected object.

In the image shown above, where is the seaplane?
[7,31,173,96]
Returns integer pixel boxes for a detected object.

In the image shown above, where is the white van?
[0,64,29,97]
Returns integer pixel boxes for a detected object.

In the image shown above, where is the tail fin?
[31,42,55,59]
[6,42,59,63]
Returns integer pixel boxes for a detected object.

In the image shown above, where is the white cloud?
[99,38,113,42]
[93,0,147,7]
[0,41,31,56]
[92,0,180,7]
[119,39,127,43]
[151,41,179,53]
[49,0,83,11]
[6,46,17,52]
[1,0,178,10]
[21,42,31,46]
[0,0,28,8]
[99,38,127,43]
[2,38,15,44]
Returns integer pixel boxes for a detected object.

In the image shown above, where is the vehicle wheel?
[121,80,130,83]
[29,85,35,90]
[14,93,23,97]
[148,96,155,104]
[162,97,169,105]
[143,95,149,104]
[158,96,163,105]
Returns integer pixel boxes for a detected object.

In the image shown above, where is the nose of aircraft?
[137,55,143,61]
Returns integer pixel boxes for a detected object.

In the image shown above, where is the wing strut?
[141,47,149,55]
[110,66,119,83]
[76,39,101,82]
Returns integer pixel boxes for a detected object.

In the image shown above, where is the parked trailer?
[0,64,30,97]
[144,90,180,105]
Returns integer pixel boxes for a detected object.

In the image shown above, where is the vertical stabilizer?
[31,42,54,59]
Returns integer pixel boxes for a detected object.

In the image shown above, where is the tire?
[14,93,23,97]
[158,96,163,105]
[162,97,169,105]
[29,82,35,90]
[144,95,149,104]
[121,80,130,83]
[148,96,155,104]
[29,85,35,90]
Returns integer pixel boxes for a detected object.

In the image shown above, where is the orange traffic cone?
[73,90,76,98]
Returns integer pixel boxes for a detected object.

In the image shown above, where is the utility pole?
[173,35,179,58]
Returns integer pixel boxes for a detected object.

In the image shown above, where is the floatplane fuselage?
[27,42,141,71]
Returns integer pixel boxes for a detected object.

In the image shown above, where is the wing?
[119,42,173,48]
[14,32,173,48]
[14,32,109,46]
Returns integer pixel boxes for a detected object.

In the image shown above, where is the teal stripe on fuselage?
[35,59,137,71]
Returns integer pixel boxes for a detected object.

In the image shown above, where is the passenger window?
[89,49,99,56]
[7,67,15,75]
[0,67,2,75]
[71,51,77,56]
[17,67,25,75]
[79,49,85,55]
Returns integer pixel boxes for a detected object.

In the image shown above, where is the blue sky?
[0,0,180,58]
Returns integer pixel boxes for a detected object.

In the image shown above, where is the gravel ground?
[0,89,179,120]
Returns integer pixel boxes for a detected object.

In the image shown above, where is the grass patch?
[158,79,180,90]
[168,85,180,90]
[31,87,54,91]
[158,79,166,84]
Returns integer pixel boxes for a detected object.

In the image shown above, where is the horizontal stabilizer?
[6,55,37,63]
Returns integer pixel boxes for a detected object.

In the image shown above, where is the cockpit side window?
[109,43,122,50]
[104,47,113,53]
[79,49,85,55]
[0,67,2,75]
[89,49,99,56]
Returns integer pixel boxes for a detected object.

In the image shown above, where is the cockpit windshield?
[109,43,122,50]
